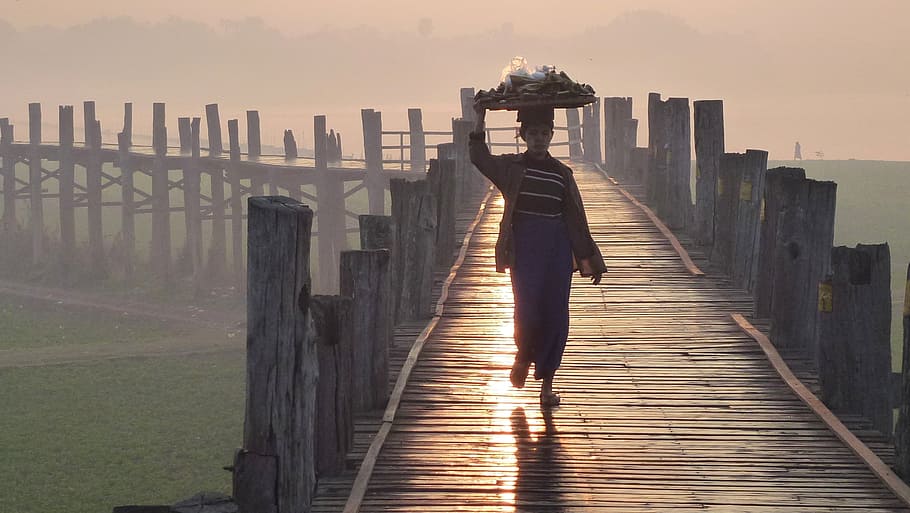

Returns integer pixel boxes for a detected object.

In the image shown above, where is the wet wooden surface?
[314,162,908,512]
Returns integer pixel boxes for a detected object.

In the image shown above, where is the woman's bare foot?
[510,359,531,388]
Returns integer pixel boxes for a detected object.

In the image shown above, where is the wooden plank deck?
[317,163,909,512]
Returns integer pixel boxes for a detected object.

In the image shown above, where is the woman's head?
[517,107,555,157]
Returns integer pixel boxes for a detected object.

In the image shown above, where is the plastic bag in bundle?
[500,56,532,89]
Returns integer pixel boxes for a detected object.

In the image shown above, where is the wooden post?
[646,92,668,208]
[117,130,135,279]
[627,147,648,185]
[122,102,132,147]
[390,178,437,322]
[339,249,392,412]
[361,109,385,215]
[753,167,807,318]
[311,294,354,478]
[566,108,583,160]
[359,214,394,251]
[205,103,223,156]
[283,130,298,159]
[460,87,476,122]
[234,196,316,513]
[731,150,768,292]
[895,263,910,477]
[603,97,633,175]
[427,157,456,267]
[710,153,744,275]
[246,110,261,159]
[59,106,76,276]
[664,97,691,229]
[315,115,346,293]
[327,129,338,161]
[0,121,15,231]
[622,118,639,179]
[227,119,244,292]
[28,103,44,265]
[769,178,837,358]
[693,100,724,246]
[85,102,105,278]
[818,244,892,437]
[451,118,474,205]
[582,98,602,164]
[151,103,171,281]
[178,117,191,152]
[183,117,204,296]
[407,108,426,172]
[335,132,343,160]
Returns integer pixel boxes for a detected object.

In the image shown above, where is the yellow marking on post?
[904,280,910,316]
[696,163,701,179]
[818,281,833,313]
[760,198,766,223]
[666,150,673,165]
[740,181,753,202]
[717,177,725,196]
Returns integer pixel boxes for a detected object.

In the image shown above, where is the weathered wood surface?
[664,97,691,230]
[732,150,768,292]
[819,244,892,437]
[390,178,437,322]
[693,99,724,247]
[896,263,910,478]
[312,163,909,512]
[603,97,633,176]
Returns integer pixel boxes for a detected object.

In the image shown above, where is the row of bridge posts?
[598,92,910,479]
[234,137,483,511]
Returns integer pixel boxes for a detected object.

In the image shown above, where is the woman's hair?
[519,121,555,140]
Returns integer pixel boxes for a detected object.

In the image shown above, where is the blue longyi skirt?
[510,212,574,380]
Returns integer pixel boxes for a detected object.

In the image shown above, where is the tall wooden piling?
[121,102,132,147]
[84,101,105,278]
[358,214,399,332]
[390,178,437,321]
[427,157,456,267]
[769,178,837,357]
[895,263,910,477]
[693,100,724,246]
[818,244,892,437]
[664,97,691,229]
[311,294,354,478]
[408,108,426,172]
[183,117,204,296]
[582,98,602,164]
[58,106,76,274]
[234,196,316,513]
[246,110,261,159]
[151,102,171,281]
[451,119,474,205]
[732,150,768,292]
[178,117,191,152]
[0,120,14,231]
[315,115,345,293]
[225,119,243,290]
[459,87,476,122]
[283,130,298,159]
[646,92,668,207]
[754,167,807,318]
[603,97,633,175]
[28,103,44,265]
[361,109,385,215]
[566,108,583,161]
[208,160,228,284]
[117,130,135,279]
[339,249,392,412]
[711,153,743,275]
[205,103,223,156]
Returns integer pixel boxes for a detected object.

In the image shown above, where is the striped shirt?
[515,156,565,217]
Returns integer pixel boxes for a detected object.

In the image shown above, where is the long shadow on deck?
[512,406,567,513]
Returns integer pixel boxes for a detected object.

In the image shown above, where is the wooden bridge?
[299,162,910,512]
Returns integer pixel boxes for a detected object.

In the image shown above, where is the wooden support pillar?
[28,103,44,265]
[246,110,261,159]
[358,214,397,327]
[58,106,76,276]
[117,130,135,279]
[283,130,298,159]
[315,115,346,293]
[622,118,639,179]
[339,249,392,412]
[731,150,767,292]
[0,119,14,231]
[151,102,171,281]
[227,119,244,292]
[565,108,583,161]
[603,97,633,175]
[895,263,910,477]
[408,108,426,172]
[819,243,892,437]
[664,97,691,230]
[335,132,343,160]
[121,102,132,147]
[311,294,354,478]
[769,178,837,358]
[460,87,476,122]
[233,196,316,513]
[361,108,385,215]
[451,118,474,205]
[178,117,191,152]
[693,100,725,246]
[427,156,456,267]
[205,103,223,156]
[84,101,105,278]
[710,153,743,275]
[183,117,204,296]
[390,178,437,322]
[582,98,602,164]
[646,92,668,208]
[754,167,807,318]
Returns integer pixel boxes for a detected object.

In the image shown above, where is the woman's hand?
[579,257,603,285]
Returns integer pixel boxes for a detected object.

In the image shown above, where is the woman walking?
[469,103,607,407]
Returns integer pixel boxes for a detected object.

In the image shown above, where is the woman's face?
[522,123,553,157]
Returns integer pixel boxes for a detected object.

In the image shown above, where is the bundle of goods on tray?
[475,60,596,111]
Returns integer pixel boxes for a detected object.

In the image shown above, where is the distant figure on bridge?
[794,141,802,160]
[470,103,607,408]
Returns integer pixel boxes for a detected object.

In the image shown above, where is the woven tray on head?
[476,93,597,111]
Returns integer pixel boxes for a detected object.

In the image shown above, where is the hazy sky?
[1,1,908,160]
